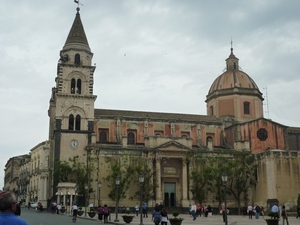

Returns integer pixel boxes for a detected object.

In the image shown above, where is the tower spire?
[63,6,90,51]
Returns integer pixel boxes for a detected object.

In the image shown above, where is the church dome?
[206,48,263,102]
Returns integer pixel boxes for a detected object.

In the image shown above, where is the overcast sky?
[1,0,300,189]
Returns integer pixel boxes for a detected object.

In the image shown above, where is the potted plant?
[265,212,279,225]
[122,210,134,223]
[169,211,184,225]
[77,207,84,216]
[60,206,66,213]
[88,207,96,218]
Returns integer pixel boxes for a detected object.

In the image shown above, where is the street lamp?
[221,172,228,225]
[114,177,120,222]
[98,181,102,206]
[139,173,145,225]
[84,183,88,217]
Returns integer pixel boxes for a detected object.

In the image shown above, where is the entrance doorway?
[164,182,176,207]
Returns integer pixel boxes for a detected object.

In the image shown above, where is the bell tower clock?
[48,7,97,195]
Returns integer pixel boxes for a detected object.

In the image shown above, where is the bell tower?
[48,7,97,195]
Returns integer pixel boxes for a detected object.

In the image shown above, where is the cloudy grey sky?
[1,0,300,189]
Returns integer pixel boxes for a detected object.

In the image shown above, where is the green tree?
[226,151,256,214]
[104,153,136,201]
[53,157,73,182]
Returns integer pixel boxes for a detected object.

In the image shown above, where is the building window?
[75,115,81,130]
[69,114,81,130]
[71,78,76,94]
[68,114,74,130]
[206,136,213,145]
[210,106,214,116]
[257,128,268,141]
[127,132,135,145]
[75,54,80,65]
[99,130,108,143]
[76,79,81,94]
[244,101,250,114]
[70,78,81,94]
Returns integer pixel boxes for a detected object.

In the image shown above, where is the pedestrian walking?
[161,208,168,225]
[247,204,253,219]
[281,205,289,225]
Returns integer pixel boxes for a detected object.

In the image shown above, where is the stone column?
[155,158,162,202]
[181,160,189,207]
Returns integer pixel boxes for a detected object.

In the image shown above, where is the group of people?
[134,201,148,217]
[0,191,28,225]
[152,202,168,225]
[247,204,264,219]
[189,203,212,220]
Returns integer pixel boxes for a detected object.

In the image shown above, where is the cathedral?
[5,7,300,212]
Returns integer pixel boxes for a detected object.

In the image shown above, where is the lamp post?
[114,177,120,222]
[98,181,102,206]
[84,183,88,217]
[221,172,228,225]
[139,173,145,225]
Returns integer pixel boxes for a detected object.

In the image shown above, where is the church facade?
[4,7,300,211]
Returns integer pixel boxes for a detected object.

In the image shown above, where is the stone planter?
[122,215,134,223]
[77,210,84,216]
[169,218,184,225]
[265,219,279,225]
[88,211,96,218]
[60,208,66,213]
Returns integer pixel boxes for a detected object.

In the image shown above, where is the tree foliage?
[188,151,256,214]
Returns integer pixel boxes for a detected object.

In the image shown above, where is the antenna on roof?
[263,87,269,119]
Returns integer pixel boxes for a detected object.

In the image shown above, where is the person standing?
[142,201,148,218]
[221,204,226,222]
[281,205,289,225]
[261,206,265,218]
[254,204,261,219]
[207,205,212,217]
[188,204,192,217]
[97,205,104,224]
[247,204,253,219]
[196,204,201,217]
[152,205,161,225]
[0,192,28,225]
[271,203,279,219]
[135,203,140,216]
[191,202,197,221]
[56,203,61,214]
[161,208,168,225]
[103,204,109,223]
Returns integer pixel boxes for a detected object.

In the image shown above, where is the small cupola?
[226,47,239,70]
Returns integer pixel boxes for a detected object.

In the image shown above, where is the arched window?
[68,114,74,130]
[76,79,81,94]
[210,106,214,116]
[244,101,250,114]
[99,130,108,143]
[75,115,81,130]
[71,78,76,94]
[127,132,135,145]
[75,54,80,65]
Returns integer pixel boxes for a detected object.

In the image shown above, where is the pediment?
[154,140,192,152]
